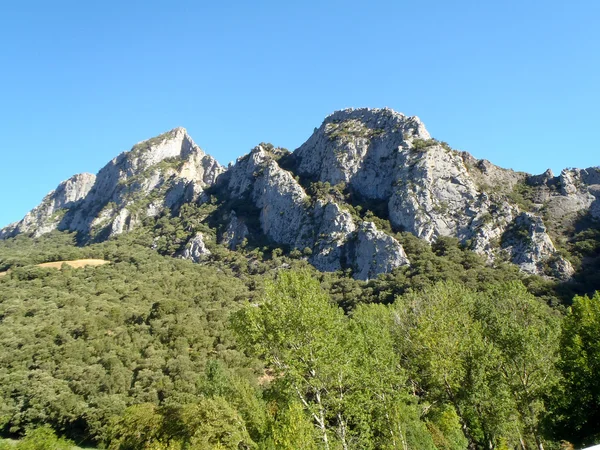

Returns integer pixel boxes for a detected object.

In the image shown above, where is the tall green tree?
[350,303,435,450]
[475,282,561,450]
[554,291,600,447]
[232,270,349,449]
[393,282,513,450]
[232,270,435,450]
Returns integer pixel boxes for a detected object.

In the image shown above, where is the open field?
[37,259,109,269]
[0,259,109,277]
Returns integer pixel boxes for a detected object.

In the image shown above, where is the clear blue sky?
[1,0,598,228]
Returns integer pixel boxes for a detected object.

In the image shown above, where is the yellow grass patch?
[37,259,110,269]
[0,259,109,278]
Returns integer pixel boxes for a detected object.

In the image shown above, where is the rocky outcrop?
[226,146,271,198]
[294,109,516,260]
[501,213,574,279]
[0,173,96,239]
[310,201,356,272]
[221,143,411,279]
[352,222,409,280]
[253,161,312,249]
[222,211,249,250]
[110,208,134,236]
[181,232,211,262]
[388,142,482,241]
[71,127,223,238]
[294,108,430,199]
[528,169,555,187]
[290,108,583,278]
[221,144,313,249]
[2,128,223,240]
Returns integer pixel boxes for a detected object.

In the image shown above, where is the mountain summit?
[3,108,599,280]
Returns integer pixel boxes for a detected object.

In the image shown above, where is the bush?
[412,138,438,151]
[0,426,74,450]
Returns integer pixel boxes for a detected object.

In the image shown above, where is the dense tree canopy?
[1,229,599,448]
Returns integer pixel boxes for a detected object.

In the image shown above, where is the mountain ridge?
[3,108,599,280]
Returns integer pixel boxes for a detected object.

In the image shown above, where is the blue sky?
[1,0,598,228]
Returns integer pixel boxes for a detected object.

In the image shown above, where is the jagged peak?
[105,127,221,180]
[326,107,407,121]
[130,127,188,154]
[65,172,96,183]
[322,107,430,139]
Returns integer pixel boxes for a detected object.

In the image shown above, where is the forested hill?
[0,108,599,449]
[0,223,599,448]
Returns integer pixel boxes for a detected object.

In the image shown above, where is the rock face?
[501,213,574,280]
[310,201,356,272]
[0,173,96,239]
[554,168,600,218]
[352,222,409,280]
[2,128,223,240]
[290,108,577,278]
[3,108,597,280]
[294,108,430,199]
[222,211,249,250]
[180,232,211,262]
[220,143,410,279]
[253,160,312,249]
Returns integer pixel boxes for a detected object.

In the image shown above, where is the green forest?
[0,228,599,449]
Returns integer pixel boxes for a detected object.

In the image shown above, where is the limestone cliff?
[0,173,96,239]
[3,108,597,280]
[3,127,223,241]
[218,143,408,279]
[290,108,579,278]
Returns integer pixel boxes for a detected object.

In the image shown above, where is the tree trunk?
[337,412,349,450]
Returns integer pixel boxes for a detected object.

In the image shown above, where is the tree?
[107,403,164,450]
[475,282,561,450]
[393,282,512,450]
[0,426,74,450]
[554,291,600,447]
[350,303,436,450]
[232,270,350,449]
[232,270,435,450]
[263,401,319,450]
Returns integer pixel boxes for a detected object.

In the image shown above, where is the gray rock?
[252,161,312,249]
[2,127,223,240]
[227,146,270,198]
[0,173,95,238]
[0,223,18,240]
[560,169,579,195]
[110,208,133,236]
[292,108,521,264]
[528,169,555,186]
[181,232,211,262]
[222,211,249,250]
[295,108,430,200]
[310,201,356,272]
[501,213,573,279]
[2,108,595,283]
[353,222,409,280]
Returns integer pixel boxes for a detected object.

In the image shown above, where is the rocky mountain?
[3,108,599,280]
[1,127,222,241]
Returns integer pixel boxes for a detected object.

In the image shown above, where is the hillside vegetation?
[0,230,598,449]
